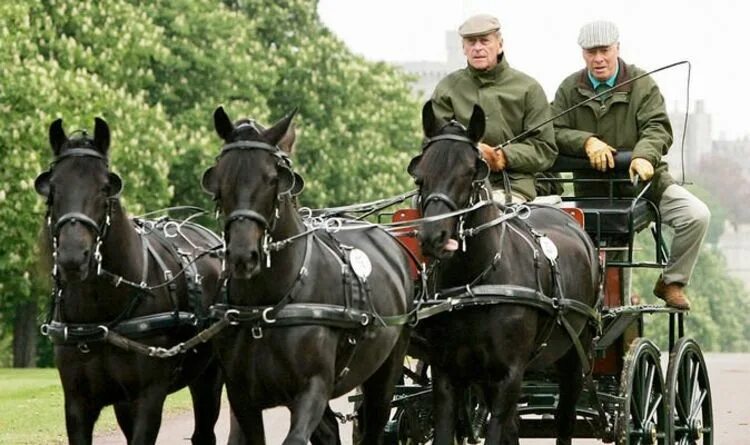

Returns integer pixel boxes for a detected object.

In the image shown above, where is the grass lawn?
[0,368,193,445]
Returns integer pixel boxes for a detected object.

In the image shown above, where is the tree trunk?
[12,301,38,368]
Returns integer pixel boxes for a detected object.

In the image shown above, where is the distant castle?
[394,31,464,102]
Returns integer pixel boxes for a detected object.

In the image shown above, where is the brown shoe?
[653,278,691,310]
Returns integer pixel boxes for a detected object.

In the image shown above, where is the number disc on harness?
[539,236,558,262]
[350,248,372,280]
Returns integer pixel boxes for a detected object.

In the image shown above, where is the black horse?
[201,107,414,444]
[407,102,600,445]
[35,118,226,444]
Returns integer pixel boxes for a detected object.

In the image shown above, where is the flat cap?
[578,20,619,49]
[459,14,501,38]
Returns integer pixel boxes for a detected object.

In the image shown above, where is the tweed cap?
[458,14,501,38]
[578,20,619,49]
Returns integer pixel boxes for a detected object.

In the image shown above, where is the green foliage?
[632,231,750,352]
[0,368,193,444]
[0,0,422,365]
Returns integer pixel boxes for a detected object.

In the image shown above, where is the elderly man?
[551,20,710,309]
[430,14,557,203]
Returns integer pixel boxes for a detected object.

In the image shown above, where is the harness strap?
[144,235,179,311]
[42,311,197,345]
[210,303,413,328]
[420,284,599,324]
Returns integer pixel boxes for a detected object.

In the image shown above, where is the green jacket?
[431,55,557,200]
[551,60,675,203]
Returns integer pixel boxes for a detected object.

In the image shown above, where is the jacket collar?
[576,58,632,93]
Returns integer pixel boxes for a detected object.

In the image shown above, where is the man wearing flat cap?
[551,20,710,309]
[429,13,557,203]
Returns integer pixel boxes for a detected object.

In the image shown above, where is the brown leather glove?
[584,137,617,172]
[478,142,507,171]
[629,158,654,182]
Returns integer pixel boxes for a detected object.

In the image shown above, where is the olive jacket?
[431,55,557,200]
[551,59,675,203]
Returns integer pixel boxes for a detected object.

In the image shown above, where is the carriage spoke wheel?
[666,338,713,444]
[616,338,668,445]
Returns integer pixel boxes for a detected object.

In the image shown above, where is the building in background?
[712,136,750,180]
[395,31,463,101]
[667,99,712,182]
[718,222,750,289]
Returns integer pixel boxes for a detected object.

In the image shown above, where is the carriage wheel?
[665,338,713,444]
[616,338,668,445]
[396,405,434,444]
[457,386,487,444]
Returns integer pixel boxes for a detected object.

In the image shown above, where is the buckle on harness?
[360,313,370,326]
[251,325,263,339]
[262,307,277,324]
[225,309,240,325]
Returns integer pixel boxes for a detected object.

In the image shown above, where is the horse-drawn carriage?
[36,105,711,445]
[369,120,713,444]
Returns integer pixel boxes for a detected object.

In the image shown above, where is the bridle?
[410,126,491,217]
[210,139,301,270]
[38,147,120,278]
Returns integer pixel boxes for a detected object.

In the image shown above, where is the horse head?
[35,118,122,282]
[202,106,302,279]
[408,101,490,259]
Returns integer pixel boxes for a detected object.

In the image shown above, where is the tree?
[0,0,422,365]
[632,231,750,352]
[0,1,188,365]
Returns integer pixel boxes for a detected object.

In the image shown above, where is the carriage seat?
[562,199,655,242]
[544,153,657,243]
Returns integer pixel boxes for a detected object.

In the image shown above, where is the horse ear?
[201,166,219,197]
[467,105,486,142]
[49,118,66,156]
[213,106,234,141]
[421,101,440,138]
[107,172,123,197]
[263,108,298,151]
[94,117,110,155]
[35,170,52,197]
[277,121,297,154]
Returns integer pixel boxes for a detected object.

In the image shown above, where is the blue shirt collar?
[588,62,619,89]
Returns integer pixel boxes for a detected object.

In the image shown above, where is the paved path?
[96,353,750,444]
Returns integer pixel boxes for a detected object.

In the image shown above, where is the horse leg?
[63,395,100,445]
[310,404,341,445]
[225,388,265,444]
[188,361,223,445]
[555,345,586,445]
[113,402,135,442]
[355,332,409,445]
[227,408,249,445]
[128,388,169,444]
[284,375,331,445]
[431,366,458,445]
[483,366,524,445]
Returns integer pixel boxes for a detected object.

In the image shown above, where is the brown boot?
[653,278,691,310]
